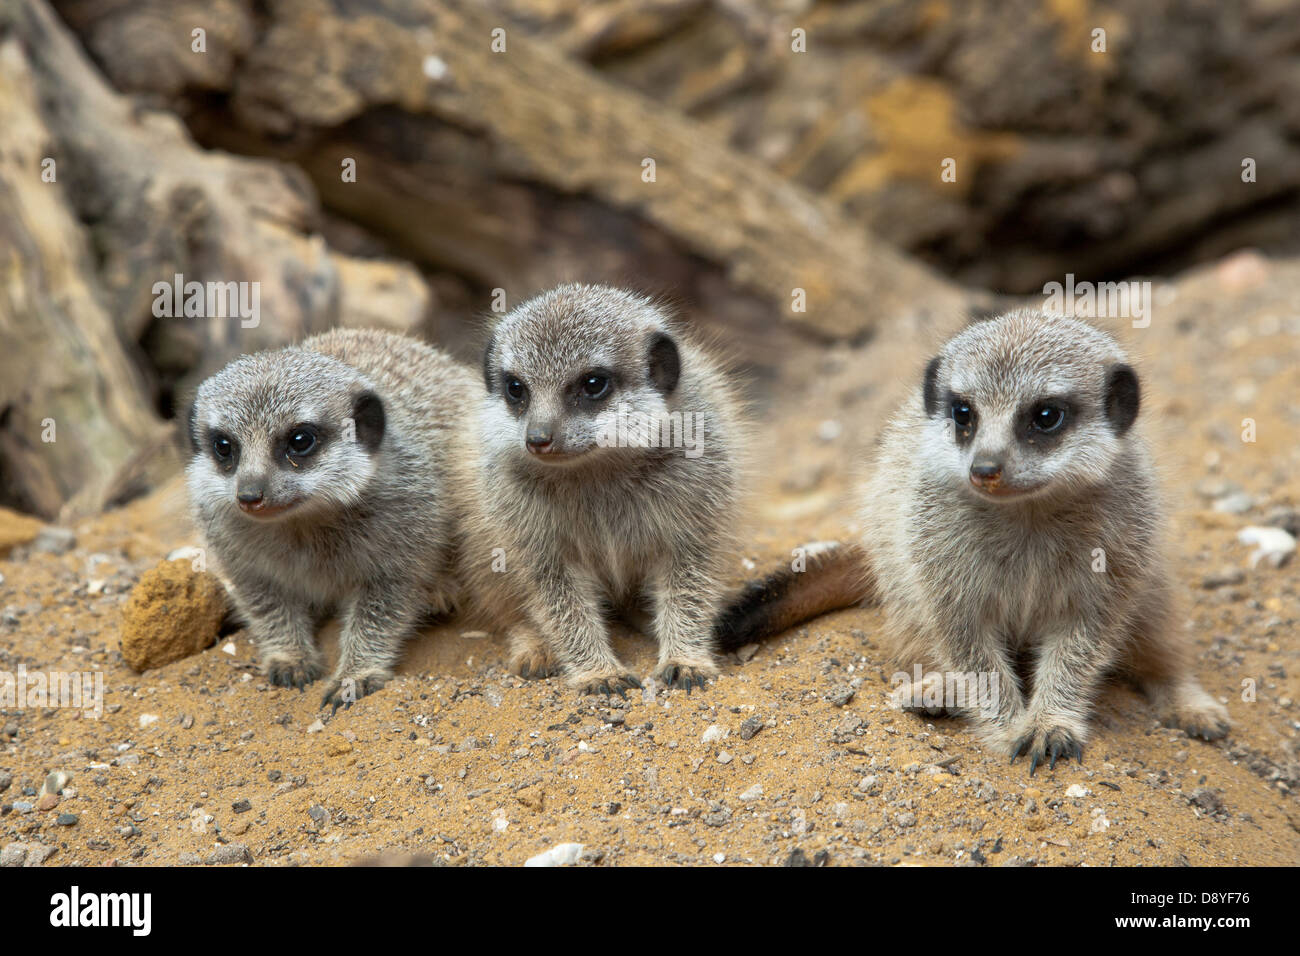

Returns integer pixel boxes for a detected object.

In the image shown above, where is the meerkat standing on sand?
[458,284,746,695]
[716,310,1228,772]
[186,329,476,710]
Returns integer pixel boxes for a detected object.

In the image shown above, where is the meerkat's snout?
[968,458,1003,491]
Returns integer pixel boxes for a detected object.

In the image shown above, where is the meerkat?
[716,310,1228,773]
[456,284,746,695]
[186,328,477,711]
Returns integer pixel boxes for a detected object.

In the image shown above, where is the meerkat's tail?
[714,542,874,651]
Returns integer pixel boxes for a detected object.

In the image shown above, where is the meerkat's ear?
[482,331,496,394]
[922,356,943,417]
[352,390,385,452]
[1104,363,1140,434]
[648,331,681,395]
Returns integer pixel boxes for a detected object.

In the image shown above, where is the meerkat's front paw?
[320,671,390,714]
[1006,716,1087,775]
[656,660,716,694]
[574,672,643,699]
[263,653,324,690]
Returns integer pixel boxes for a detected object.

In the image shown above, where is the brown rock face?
[119,559,228,672]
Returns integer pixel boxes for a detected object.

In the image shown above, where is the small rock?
[306,720,325,734]
[738,784,763,801]
[0,771,10,792]
[40,771,70,796]
[1237,526,1296,568]
[524,842,584,867]
[138,714,159,729]
[24,844,56,866]
[55,813,78,827]
[1200,567,1245,590]
[119,559,227,672]
[0,843,26,867]
[734,643,760,662]
[308,805,329,825]
[1212,492,1253,515]
[717,751,733,765]
[1064,784,1089,799]
[895,811,917,827]
[1189,788,1224,814]
[12,801,33,814]
[32,526,76,554]
[826,685,855,708]
[231,799,252,814]
[739,716,764,740]
[36,793,58,812]
[701,724,728,745]
[208,843,253,865]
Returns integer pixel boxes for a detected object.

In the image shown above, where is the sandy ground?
[1,251,1297,867]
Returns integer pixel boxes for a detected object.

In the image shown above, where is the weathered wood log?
[0,0,433,516]
[4,0,431,390]
[52,0,969,341]
[0,31,170,519]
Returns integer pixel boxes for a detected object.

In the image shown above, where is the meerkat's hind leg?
[1129,627,1229,741]
[888,670,958,717]
[1143,674,1229,741]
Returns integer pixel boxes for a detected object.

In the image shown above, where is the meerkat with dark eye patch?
[186,328,476,711]
[456,284,746,696]
[715,310,1228,773]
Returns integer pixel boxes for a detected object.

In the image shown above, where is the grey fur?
[862,310,1228,772]
[186,328,476,710]
[455,284,747,694]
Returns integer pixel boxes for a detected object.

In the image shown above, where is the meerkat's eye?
[212,434,235,462]
[287,427,318,457]
[1030,403,1066,433]
[504,377,528,404]
[950,400,974,428]
[580,373,611,399]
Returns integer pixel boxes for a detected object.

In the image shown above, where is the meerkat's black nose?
[970,460,1002,483]
[237,487,265,505]
[526,427,554,454]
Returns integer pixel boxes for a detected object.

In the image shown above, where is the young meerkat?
[458,284,746,695]
[716,310,1228,773]
[186,328,476,710]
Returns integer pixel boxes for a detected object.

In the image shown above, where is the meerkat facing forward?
[187,329,476,710]
[716,310,1228,772]
[457,284,746,694]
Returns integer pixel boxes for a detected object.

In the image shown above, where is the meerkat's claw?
[518,660,557,681]
[1011,726,1084,776]
[579,675,639,698]
[320,675,387,714]
[267,659,321,691]
[1183,717,1229,741]
[657,664,712,694]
